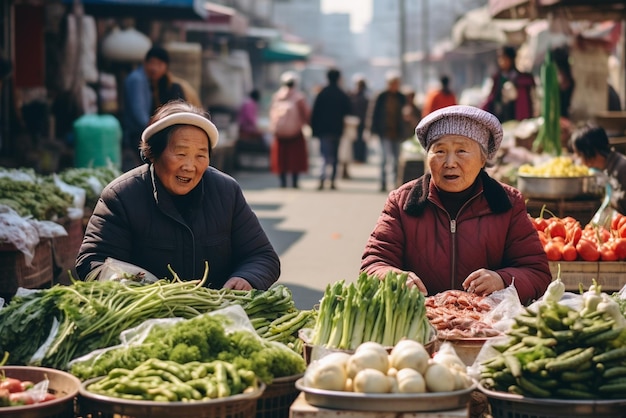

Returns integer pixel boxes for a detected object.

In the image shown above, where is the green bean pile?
[86,358,257,402]
[480,297,626,399]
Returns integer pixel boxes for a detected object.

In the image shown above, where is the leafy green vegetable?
[70,313,305,383]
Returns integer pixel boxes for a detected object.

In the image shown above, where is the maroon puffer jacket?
[361,171,551,305]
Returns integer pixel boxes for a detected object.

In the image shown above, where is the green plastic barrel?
[73,114,122,169]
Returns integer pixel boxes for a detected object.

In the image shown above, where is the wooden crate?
[51,217,84,283]
[0,240,53,301]
[549,261,626,292]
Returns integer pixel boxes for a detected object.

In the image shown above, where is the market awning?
[67,0,208,20]
[177,3,248,35]
[451,6,528,49]
[262,40,311,62]
[489,0,626,21]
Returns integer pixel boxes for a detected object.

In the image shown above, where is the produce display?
[57,165,120,210]
[0,269,313,370]
[425,290,501,339]
[480,277,626,399]
[70,311,305,384]
[0,175,73,220]
[84,358,259,402]
[518,156,591,177]
[531,211,626,261]
[302,340,472,394]
[310,272,433,350]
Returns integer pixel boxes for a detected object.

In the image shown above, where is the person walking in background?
[421,74,457,116]
[238,89,264,141]
[349,74,370,164]
[401,87,422,139]
[311,68,352,190]
[481,45,535,123]
[268,71,310,188]
[370,70,406,192]
[123,46,185,166]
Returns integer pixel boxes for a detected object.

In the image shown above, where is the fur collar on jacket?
[403,170,512,216]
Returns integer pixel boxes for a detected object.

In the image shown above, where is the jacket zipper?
[450,219,456,290]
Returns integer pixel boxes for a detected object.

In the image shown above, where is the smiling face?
[427,135,486,193]
[152,126,210,195]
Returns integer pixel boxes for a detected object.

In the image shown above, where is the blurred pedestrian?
[402,86,422,139]
[123,46,186,165]
[370,70,406,192]
[349,74,370,163]
[268,71,310,188]
[311,68,352,189]
[421,74,457,116]
[481,45,535,123]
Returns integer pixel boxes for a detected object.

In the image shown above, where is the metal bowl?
[479,384,626,416]
[0,366,81,418]
[296,378,477,412]
[517,174,603,199]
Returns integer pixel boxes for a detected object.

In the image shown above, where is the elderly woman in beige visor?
[361,105,550,305]
[76,100,280,290]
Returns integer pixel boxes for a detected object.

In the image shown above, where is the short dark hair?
[570,124,610,159]
[440,75,450,87]
[327,68,341,84]
[145,46,170,64]
[140,100,212,161]
[500,45,517,61]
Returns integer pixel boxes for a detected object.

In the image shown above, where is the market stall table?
[289,393,469,418]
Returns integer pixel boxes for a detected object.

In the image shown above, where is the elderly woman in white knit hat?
[361,105,550,305]
[76,100,280,290]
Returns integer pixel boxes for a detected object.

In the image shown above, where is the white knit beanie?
[415,105,503,160]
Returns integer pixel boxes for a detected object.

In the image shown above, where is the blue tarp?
[64,0,208,20]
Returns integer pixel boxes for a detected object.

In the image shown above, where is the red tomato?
[534,217,549,232]
[613,238,626,260]
[546,221,567,240]
[601,243,618,261]
[19,381,34,391]
[562,243,578,261]
[544,241,562,261]
[41,393,56,403]
[9,392,35,405]
[0,378,23,394]
[576,238,600,262]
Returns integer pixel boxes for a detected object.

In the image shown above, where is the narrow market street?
[233,141,390,310]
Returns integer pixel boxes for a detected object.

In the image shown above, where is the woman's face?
[153,126,210,195]
[427,135,486,193]
[497,54,513,72]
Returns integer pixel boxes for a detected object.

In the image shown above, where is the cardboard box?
[549,261,626,292]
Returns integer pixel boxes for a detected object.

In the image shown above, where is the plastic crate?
[256,374,303,418]
[0,239,53,301]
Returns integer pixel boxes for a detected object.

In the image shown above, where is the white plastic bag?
[86,257,158,283]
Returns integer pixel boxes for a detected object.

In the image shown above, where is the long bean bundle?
[310,272,434,350]
[0,264,313,370]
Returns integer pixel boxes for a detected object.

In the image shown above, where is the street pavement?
[232,141,390,310]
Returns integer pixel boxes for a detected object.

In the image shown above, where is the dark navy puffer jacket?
[361,171,551,305]
[76,164,280,289]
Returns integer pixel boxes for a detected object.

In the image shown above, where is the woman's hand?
[224,277,252,291]
[462,269,504,296]
[403,271,428,295]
